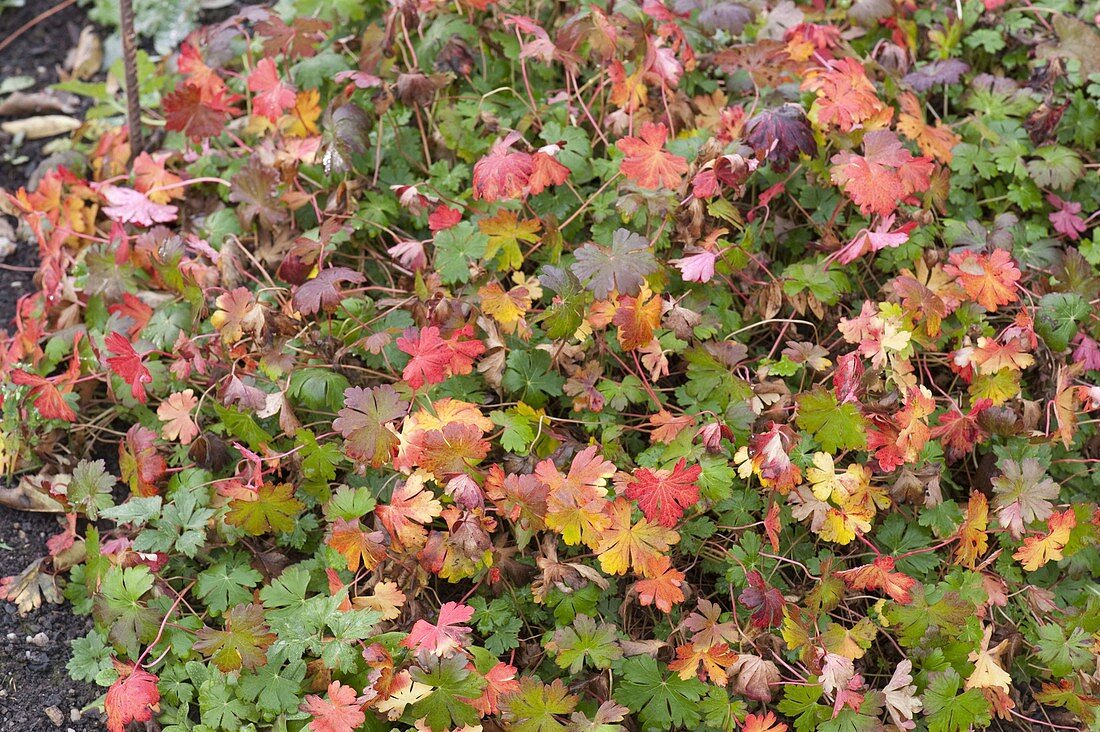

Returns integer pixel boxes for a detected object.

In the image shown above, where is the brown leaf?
[0,91,78,117]
[1,115,82,140]
[0,558,63,615]
[63,26,103,81]
[0,474,66,513]
[728,653,780,702]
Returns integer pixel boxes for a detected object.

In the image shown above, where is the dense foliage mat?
[2,0,1100,731]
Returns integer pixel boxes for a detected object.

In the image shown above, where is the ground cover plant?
[1,0,1100,730]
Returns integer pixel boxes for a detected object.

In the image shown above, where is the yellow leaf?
[281,89,321,137]
[955,492,989,569]
[596,498,679,576]
[817,507,871,545]
[478,209,541,271]
[807,452,843,501]
[539,446,615,548]
[966,626,1012,694]
[969,368,1020,406]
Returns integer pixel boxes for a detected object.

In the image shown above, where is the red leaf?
[107,293,153,338]
[623,458,701,527]
[931,398,992,461]
[738,570,785,627]
[119,424,166,497]
[428,204,462,231]
[397,325,485,389]
[835,555,918,604]
[105,660,160,732]
[104,331,152,404]
[301,681,370,732]
[397,326,450,389]
[472,131,533,201]
[616,122,688,189]
[163,82,239,141]
[248,58,298,121]
[10,369,76,421]
[401,601,474,656]
[829,130,933,217]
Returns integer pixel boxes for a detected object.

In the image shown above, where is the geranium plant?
[2,0,1099,731]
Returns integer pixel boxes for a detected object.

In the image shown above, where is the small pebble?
[44,705,65,726]
[69,708,81,722]
[29,632,49,647]
[6,632,15,640]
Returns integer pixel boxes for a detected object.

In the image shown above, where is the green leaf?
[545,614,622,673]
[1034,292,1088,352]
[225,483,303,535]
[238,656,307,715]
[198,672,254,730]
[778,683,831,732]
[501,677,577,732]
[68,630,118,686]
[213,405,274,451]
[923,669,991,732]
[410,655,487,732]
[1035,624,1094,677]
[1026,145,1083,191]
[100,496,163,527]
[197,554,263,616]
[298,428,343,484]
[615,656,707,730]
[795,388,866,453]
[259,565,313,621]
[491,407,538,454]
[289,368,350,412]
[92,565,158,658]
[67,459,116,519]
[434,222,488,284]
[133,486,214,558]
[503,350,565,407]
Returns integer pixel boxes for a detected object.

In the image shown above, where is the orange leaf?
[896,92,960,164]
[327,518,388,572]
[1013,509,1076,571]
[944,249,1021,312]
[668,642,737,685]
[374,473,442,551]
[633,556,686,612]
[616,122,688,190]
[743,711,788,732]
[538,446,616,548]
[802,57,887,132]
[835,555,918,604]
[157,389,199,446]
[613,287,662,350]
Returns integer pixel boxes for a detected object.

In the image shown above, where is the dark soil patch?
[0,1,91,195]
[0,507,104,731]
